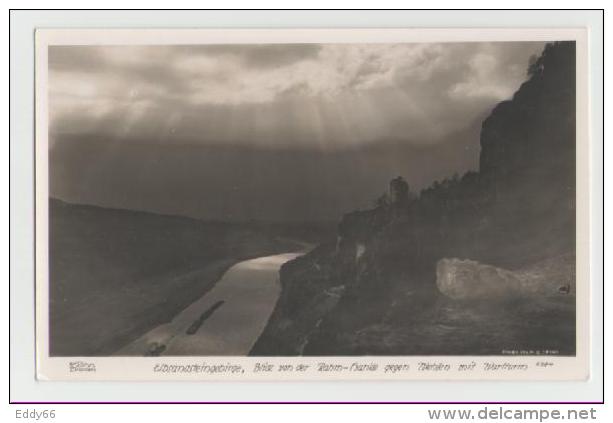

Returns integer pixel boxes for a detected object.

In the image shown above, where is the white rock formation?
[436,255,575,300]
[356,243,366,262]
[436,258,521,300]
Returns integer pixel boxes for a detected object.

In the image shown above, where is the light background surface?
[10,9,604,403]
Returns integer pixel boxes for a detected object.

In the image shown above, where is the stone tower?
[389,176,409,207]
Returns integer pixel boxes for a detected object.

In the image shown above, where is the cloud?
[49,46,107,71]
[48,41,559,221]
[181,44,322,68]
[48,42,546,149]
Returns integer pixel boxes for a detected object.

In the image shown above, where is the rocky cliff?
[250,42,576,356]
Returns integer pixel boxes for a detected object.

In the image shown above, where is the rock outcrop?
[436,258,522,300]
[436,253,575,301]
[251,42,577,357]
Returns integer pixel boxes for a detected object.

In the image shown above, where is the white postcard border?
[34,27,590,382]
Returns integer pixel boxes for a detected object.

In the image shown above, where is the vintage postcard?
[35,28,590,381]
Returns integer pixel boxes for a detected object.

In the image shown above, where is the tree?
[374,192,390,209]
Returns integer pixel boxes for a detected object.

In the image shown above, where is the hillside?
[251,42,576,356]
[49,199,298,356]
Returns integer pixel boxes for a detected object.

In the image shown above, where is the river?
[115,252,304,356]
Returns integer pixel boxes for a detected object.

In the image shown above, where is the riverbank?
[50,199,303,356]
[117,252,306,356]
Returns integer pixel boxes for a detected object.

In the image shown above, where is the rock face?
[436,258,522,300]
[251,42,577,356]
[436,254,576,301]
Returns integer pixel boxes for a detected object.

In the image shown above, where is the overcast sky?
[49,42,546,221]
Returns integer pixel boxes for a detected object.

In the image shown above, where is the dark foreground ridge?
[251,42,576,356]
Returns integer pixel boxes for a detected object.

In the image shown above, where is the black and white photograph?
[33,28,590,381]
